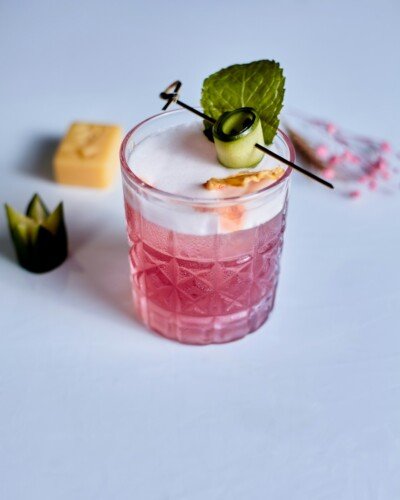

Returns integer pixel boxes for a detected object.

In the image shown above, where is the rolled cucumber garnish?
[212,107,264,169]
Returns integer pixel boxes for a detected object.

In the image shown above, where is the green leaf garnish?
[5,194,68,273]
[201,60,285,145]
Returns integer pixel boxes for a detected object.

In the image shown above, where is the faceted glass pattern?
[124,201,288,344]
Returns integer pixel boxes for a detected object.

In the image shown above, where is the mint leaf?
[201,60,285,145]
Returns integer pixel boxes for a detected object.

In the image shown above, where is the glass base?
[133,291,275,345]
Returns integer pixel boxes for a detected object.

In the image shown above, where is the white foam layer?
[127,122,288,235]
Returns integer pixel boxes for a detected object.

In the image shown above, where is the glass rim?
[120,108,295,205]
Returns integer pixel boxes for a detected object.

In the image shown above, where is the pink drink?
[125,201,287,344]
[120,109,294,344]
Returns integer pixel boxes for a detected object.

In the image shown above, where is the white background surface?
[1,1,400,498]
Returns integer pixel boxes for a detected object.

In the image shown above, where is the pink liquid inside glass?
[124,200,287,344]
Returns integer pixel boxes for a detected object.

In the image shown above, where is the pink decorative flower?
[327,123,337,135]
[316,144,328,158]
[380,141,391,153]
[349,153,361,164]
[327,155,341,168]
[368,179,378,191]
[324,168,336,179]
[343,150,353,162]
[287,110,399,200]
[377,158,387,171]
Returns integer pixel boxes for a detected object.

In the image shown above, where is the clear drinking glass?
[120,109,294,345]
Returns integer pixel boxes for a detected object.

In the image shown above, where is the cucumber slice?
[42,203,64,234]
[12,224,33,269]
[5,203,36,232]
[212,107,264,169]
[4,197,68,273]
[5,205,37,269]
[26,194,49,223]
[32,225,68,273]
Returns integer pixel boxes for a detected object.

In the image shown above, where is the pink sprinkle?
[324,168,336,179]
[358,175,368,184]
[369,169,379,178]
[316,145,329,158]
[343,150,353,162]
[370,162,378,172]
[327,123,337,135]
[349,190,361,199]
[369,179,378,191]
[382,171,391,180]
[377,158,387,171]
[380,141,391,153]
[328,155,341,168]
[350,154,361,164]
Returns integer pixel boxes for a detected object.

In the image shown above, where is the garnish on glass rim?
[201,60,285,146]
[203,167,285,190]
[159,80,334,189]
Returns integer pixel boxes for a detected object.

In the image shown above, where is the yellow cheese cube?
[53,122,122,188]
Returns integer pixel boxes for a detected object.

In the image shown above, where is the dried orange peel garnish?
[203,167,285,190]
